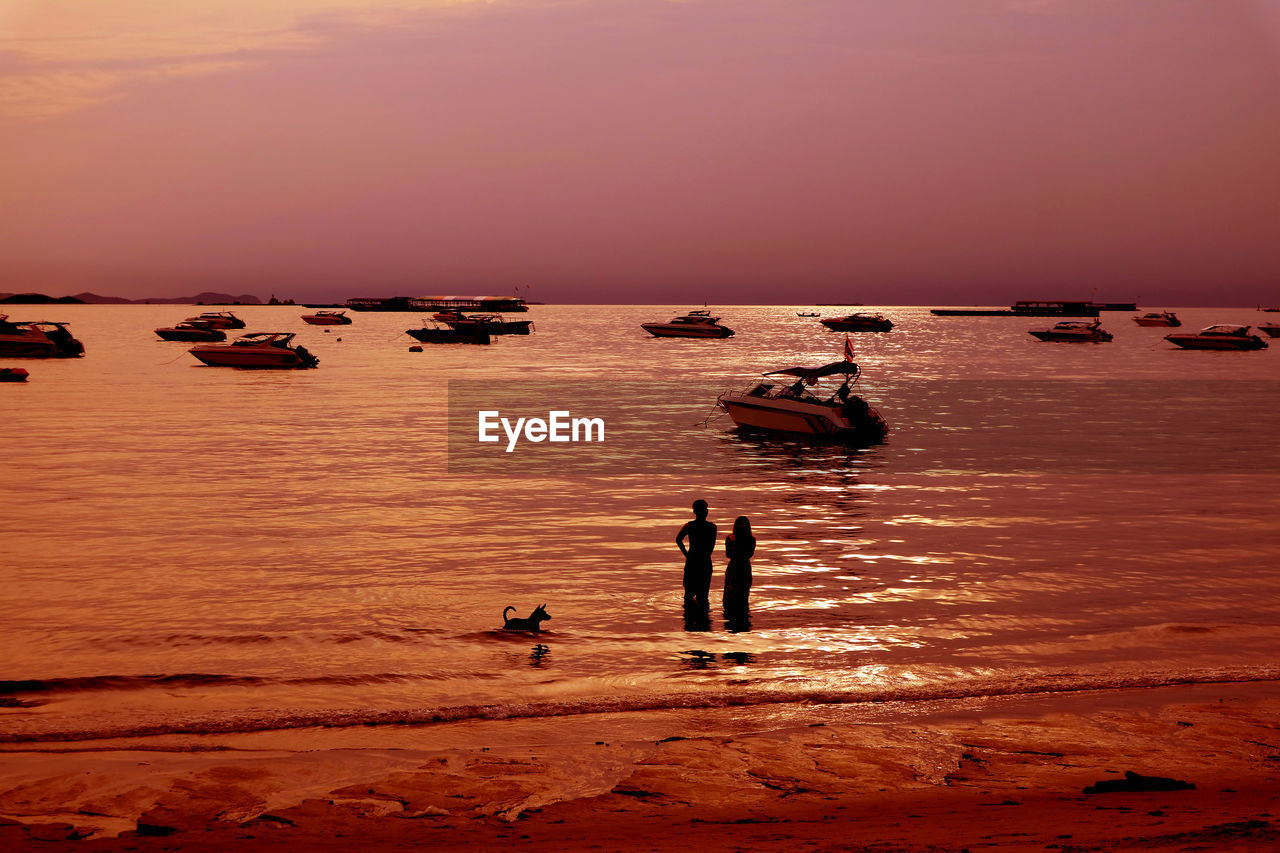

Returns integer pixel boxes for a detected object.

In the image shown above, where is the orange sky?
[2,0,1279,304]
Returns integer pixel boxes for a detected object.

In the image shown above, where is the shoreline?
[4,681,1280,850]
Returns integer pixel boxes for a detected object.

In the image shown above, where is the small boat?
[641,310,734,338]
[184,311,246,330]
[716,357,887,443]
[1132,311,1181,327]
[1258,323,1280,338]
[432,310,533,335]
[0,315,85,358]
[1165,325,1268,350]
[188,332,319,368]
[405,324,491,344]
[155,321,226,342]
[1028,320,1113,342]
[0,367,30,382]
[302,310,352,325]
[796,311,819,317]
[819,313,894,333]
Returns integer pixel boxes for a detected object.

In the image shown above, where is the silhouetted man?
[677,499,717,609]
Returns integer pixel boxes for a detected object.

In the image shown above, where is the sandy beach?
[4,682,1280,851]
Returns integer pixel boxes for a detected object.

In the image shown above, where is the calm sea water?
[2,304,1279,743]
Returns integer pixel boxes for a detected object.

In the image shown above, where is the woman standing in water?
[723,516,755,616]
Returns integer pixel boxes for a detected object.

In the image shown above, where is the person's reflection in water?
[722,515,755,631]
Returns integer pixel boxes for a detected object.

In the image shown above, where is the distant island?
[0,291,264,305]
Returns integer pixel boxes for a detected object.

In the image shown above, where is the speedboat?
[819,313,893,332]
[1257,323,1280,338]
[155,320,226,342]
[1132,311,1181,327]
[1165,325,1268,350]
[301,310,352,325]
[641,310,734,338]
[184,311,246,330]
[405,324,491,344]
[716,358,887,443]
[188,332,319,368]
[0,315,85,358]
[432,310,533,335]
[0,367,29,382]
[1028,320,1113,342]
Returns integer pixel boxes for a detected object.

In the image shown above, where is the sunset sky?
[2,0,1278,305]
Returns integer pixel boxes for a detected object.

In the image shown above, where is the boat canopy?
[765,361,861,380]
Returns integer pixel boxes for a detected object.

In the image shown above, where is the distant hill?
[0,292,86,304]
[72,292,264,305]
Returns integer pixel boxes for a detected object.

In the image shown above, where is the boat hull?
[0,334,84,358]
[720,395,886,442]
[1258,324,1280,338]
[641,324,734,338]
[156,327,226,342]
[188,346,317,367]
[820,321,892,332]
[1165,335,1267,350]
[1028,331,1112,342]
[442,320,532,335]
[302,316,352,325]
[405,328,491,344]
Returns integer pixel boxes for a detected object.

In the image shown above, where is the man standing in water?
[676,499,717,608]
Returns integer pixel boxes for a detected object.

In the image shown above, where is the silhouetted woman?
[723,516,755,616]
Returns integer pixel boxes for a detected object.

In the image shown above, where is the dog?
[502,604,551,632]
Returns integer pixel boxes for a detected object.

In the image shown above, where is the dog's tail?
[503,606,515,621]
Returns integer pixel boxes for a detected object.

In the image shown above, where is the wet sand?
[4,682,1280,851]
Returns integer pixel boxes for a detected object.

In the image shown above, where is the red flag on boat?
[843,336,855,362]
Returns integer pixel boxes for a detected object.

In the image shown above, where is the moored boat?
[184,311,246,330]
[1028,320,1113,342]
[155,321,226,342]
[819,313,894,332]
[0,367,30,382]
[405,324,491,344]
[1257,323,1280,338]
[301,310,352,325]
[1132,311,1181,327]
[641,310,734,338]
[0,315,85,358]
[432,310,533,335]
[1164,325,1267,351]
[716,355,887,443]
[188,332,319,368]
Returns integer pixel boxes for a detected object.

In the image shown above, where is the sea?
[2,304,1279,745]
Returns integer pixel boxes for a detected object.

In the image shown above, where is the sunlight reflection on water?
[2,305,1280,739]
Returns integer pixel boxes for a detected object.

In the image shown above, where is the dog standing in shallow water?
[502,604,550,632]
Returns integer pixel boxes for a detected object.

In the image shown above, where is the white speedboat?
[184,311,246,330]
[0,315,85,358]
[641,310,734,338]
[819,313,893,332]
[1165,325,1267,351]
[1132,311,1180,327]
[717,359,887,442]
[189,332,319,368]
[301,310,352,325]
[1028,320,1113,342]
[1257,322,1280,338]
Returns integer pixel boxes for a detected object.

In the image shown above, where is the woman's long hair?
[733,516,754,545]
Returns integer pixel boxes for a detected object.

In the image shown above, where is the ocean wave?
[0,671,451,698]
[4,666,1279,744]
